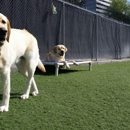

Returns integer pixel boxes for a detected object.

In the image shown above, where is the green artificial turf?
[0,62,130,130]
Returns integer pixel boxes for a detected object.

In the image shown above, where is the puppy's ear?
[53,46,57,53]
[65,47,68,52]
[6,18,11,42]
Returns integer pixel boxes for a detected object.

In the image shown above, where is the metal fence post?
[96,15,98,61]
[63,2,65,45]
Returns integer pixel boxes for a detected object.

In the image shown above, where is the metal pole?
[96,15,98,61]
[63,2,65,45]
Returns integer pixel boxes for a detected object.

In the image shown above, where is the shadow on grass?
[0,93,21,100]
[35,65,86,76]
[0,93,35,100]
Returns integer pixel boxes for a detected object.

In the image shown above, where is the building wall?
[84,0,111,15]
[96,0,111,15]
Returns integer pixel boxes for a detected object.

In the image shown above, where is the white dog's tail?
[38,59,46,72]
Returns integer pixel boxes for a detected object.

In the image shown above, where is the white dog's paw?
[32,91,39,96]
[20,94,29,99]
[0,106,8,112]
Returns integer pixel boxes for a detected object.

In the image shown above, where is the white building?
[96,0,111,15]
[84,0,111,15]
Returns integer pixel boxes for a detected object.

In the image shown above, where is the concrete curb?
[92,58,130,64]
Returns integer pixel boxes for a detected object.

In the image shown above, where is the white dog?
[0,13,46,112]
[45,45,78,68]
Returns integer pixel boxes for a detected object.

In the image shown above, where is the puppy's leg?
[68,60,79,66]
[0,67,10,112]
[63,61,70,69]
[16,58,38,99]
[73,61,79,66]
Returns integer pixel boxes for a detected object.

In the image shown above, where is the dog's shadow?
[0,93,34,100]
[35,65,86,76]
[0,93,20,100]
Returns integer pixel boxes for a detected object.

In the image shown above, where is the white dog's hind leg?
[0,68,10,112]
[16,58,38,99]
[20,55,39,99]
[31,78,39,96]
[20,76,33,99]
[20,77,38,99]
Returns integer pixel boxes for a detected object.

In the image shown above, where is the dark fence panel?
[0,0,13,22]
[0,0,130,60]
[65,4,96,59]
[44,0,63,53]
[11,0,28,28]
[97,16,120,59]
[120,24,130,58]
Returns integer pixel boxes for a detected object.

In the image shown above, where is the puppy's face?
[0,13,11,43]
[53,45,67,57]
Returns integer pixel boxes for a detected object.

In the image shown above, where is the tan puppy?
[0,13,46,112]
[45,45,78,68]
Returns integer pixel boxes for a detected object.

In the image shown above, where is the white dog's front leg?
[0,68,10,112]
